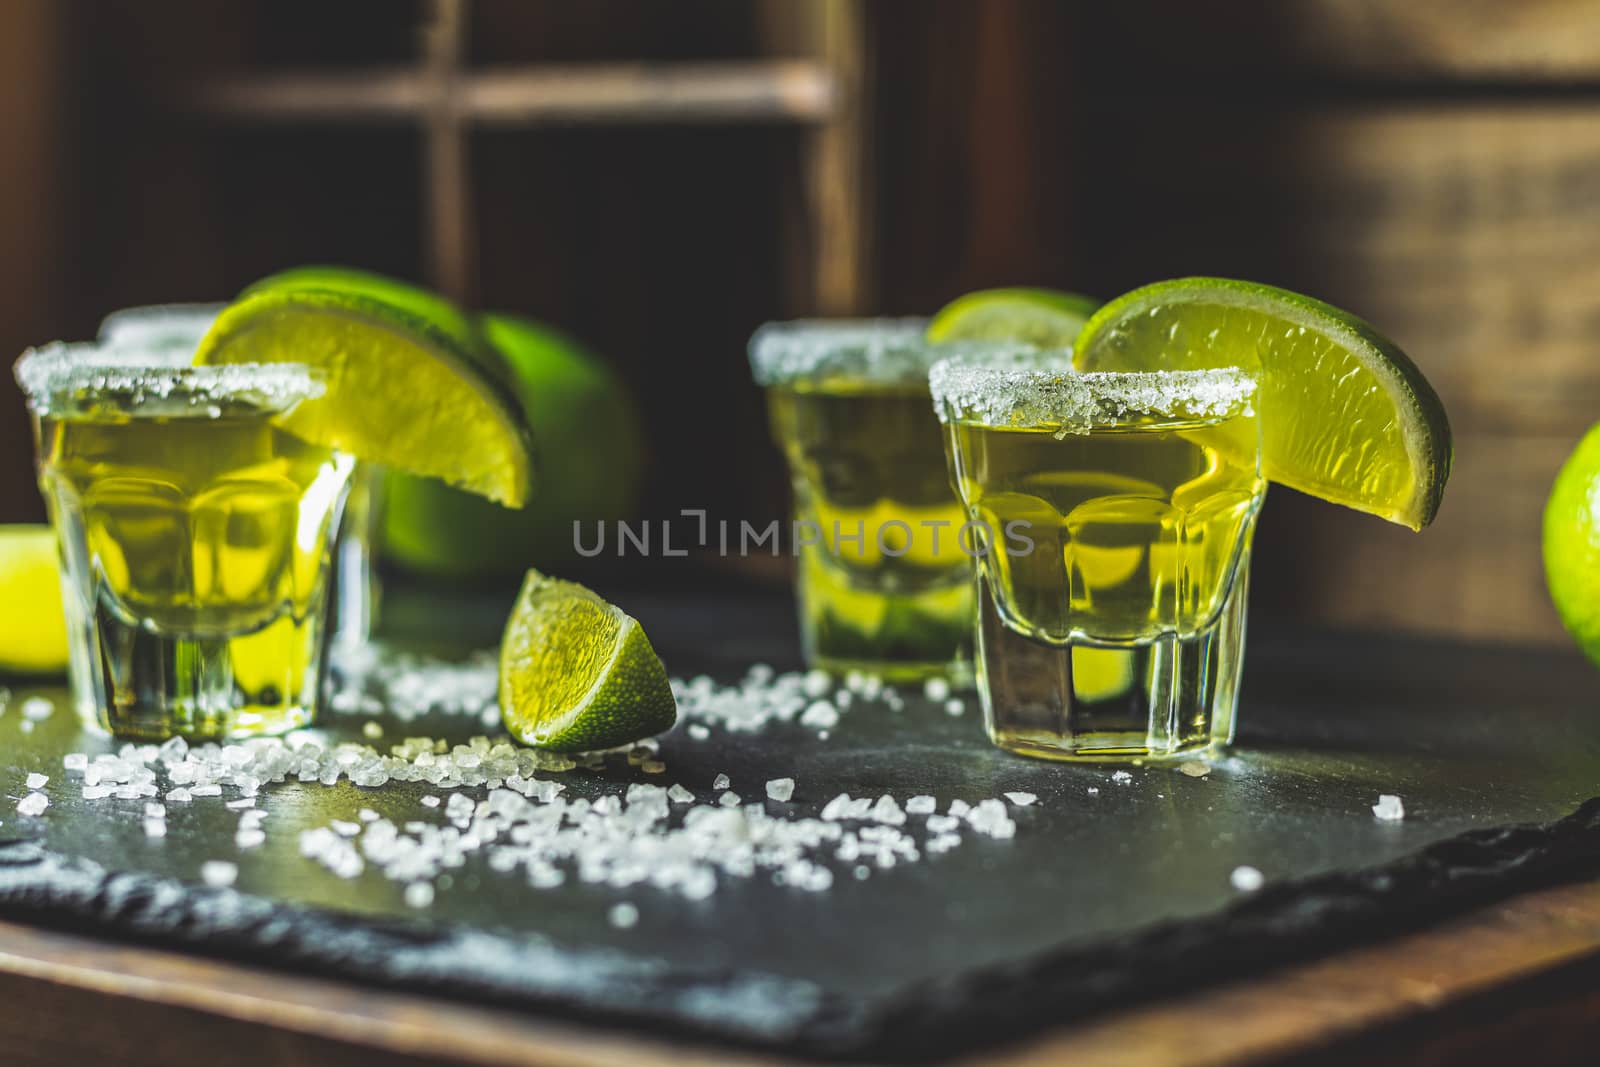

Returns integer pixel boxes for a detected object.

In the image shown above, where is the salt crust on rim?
[930,349,1256,433]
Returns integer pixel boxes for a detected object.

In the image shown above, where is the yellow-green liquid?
[38,402,352,738]
[946,411,1264,759]
[768,379,972,681]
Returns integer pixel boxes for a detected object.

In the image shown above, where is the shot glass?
[99,303,380,645]
[749,320,1025,684]
[15,342,355,739]
[930,352,1265,760]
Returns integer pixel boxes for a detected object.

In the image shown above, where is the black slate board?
[3,584,1600,1062]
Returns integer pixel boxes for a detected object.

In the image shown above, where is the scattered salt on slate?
[28,649,1044,919]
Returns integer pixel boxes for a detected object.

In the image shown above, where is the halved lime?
[194,286,535,508]
[0,525,69,674]
[927,287,1100,346]
[1073,278,1451,529]
[499,570,676,751]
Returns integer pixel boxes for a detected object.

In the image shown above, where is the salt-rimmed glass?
[97,304,381,645]
[749,319,1031,684]
[15,341,355,739]
[931,351,1266,760]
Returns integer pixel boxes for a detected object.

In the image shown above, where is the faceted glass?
[932,353,1265,760]
[15,342,353,739]
[98,304,379,644]
[749,321,1025,684]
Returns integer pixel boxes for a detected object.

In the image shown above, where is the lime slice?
[0,525,69,674]
[240,265,483,350]
[195,286,535,508]
[1544,424,1600,668]
[382,313,644,577]
[927,287,1100,346]
[1073,278,1451,530]
[499,570,676,751]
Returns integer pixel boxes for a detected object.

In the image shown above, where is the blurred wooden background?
[1,0,1597,645]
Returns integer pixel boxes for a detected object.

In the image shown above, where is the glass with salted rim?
[98,304,381,646]
[748,319,1032,685]
[14,342,355,739]
[930,351,1265,761]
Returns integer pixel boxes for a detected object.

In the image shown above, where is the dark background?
[2,0,1596,645]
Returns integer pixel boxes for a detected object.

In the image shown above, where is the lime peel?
[1073,277,1451,530]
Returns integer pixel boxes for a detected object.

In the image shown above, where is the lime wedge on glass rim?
[1072,278,1452,530]
[927,287,1101,346]
[193,282,535,508]
[499,570,677,751]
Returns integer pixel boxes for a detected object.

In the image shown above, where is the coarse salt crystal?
[421,795,440,808]
[1231,865,1265,892]
[608,902,640,929]
[25,773,48,790]
[719,792,742,807]
[712,773,731,790]
[799,701,840,729]
[1372,794,1405,822]
[1110,771,1132,783]
[16,792,48,816]
[404,882,435,908]
[1003,791,1037,807]
[667,784,696,804]
[200,861,237,888]
[765,778,795,802]
[871,795,906,826]
[21,696,53,720]
[63,753,88,771]
[1179,760,1210,778]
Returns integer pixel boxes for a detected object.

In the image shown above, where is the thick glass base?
[73,588,327,741]
[797,556,974,687]
[975,569,1249,762]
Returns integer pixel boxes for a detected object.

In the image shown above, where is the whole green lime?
[382,313,643,578]
[1545,423,1600,667]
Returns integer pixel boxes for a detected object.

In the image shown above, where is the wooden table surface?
[5,875,1600,1067]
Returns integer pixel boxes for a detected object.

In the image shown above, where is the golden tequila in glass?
[933,355,1263,760]
[16,343,353,739]
[751,321,1017,683]
[99,304,380,645]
